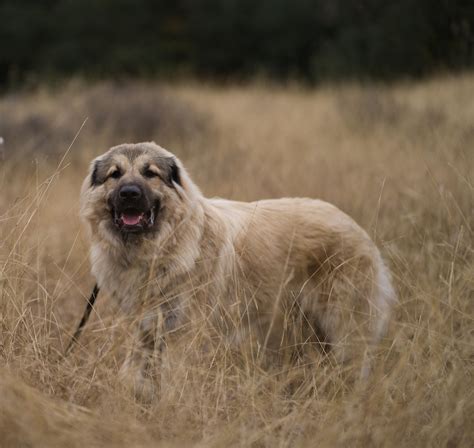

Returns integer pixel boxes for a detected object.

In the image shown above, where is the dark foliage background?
[1,0,473,86]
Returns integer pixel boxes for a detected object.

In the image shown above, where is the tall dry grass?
[0,76,473,447]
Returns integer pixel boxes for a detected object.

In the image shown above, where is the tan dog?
[80,142,396,398]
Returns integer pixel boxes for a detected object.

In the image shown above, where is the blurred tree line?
[1,0,473,86]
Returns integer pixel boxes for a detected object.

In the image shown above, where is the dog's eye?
[143,169,159,179]
[109,170,122,180]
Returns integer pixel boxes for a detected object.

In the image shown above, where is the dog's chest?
[91,245,159,311]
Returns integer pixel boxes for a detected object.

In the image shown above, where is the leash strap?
[65,284,100,355]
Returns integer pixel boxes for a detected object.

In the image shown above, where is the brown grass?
[0,75,473,447]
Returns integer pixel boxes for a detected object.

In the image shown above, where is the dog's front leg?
[120,311,165,402]
[120,303,180,402]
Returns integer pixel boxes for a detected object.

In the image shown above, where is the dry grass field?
[0,75,473,447]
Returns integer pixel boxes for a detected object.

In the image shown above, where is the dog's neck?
[88,191,241,315]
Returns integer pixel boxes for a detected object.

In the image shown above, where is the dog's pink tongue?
[122,213,142,225]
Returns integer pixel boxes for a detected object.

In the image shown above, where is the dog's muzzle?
[111,183,158,233]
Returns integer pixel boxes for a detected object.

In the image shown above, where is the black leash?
[65,284,100,355]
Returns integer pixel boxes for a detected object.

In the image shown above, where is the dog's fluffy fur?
[80,142,396,397]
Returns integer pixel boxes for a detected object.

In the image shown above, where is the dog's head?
[81,142,196,244]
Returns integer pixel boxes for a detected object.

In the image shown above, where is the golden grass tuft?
[0,75,473,447]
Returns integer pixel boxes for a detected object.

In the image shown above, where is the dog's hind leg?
[303,252,395,379]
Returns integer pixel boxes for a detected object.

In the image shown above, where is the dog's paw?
[132,375,157,403]
[119,365,157,403]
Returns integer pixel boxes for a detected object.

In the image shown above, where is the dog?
[80,142,396,398]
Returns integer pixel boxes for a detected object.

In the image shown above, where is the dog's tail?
[374,255,397,342]
[361,254,397,379]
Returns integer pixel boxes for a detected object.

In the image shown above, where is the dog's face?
[81,142,185,242]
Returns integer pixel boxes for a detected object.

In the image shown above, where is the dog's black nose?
[119,184,142,200]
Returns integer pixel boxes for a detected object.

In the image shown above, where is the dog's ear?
[90,159,104,187]
[168,158,182,187]
[160,157,182,188]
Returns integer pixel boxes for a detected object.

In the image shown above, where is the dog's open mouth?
[113,207,155,232]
